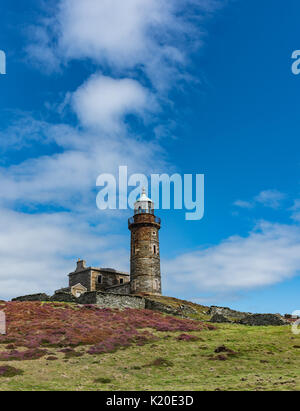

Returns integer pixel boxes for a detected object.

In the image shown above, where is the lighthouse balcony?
[128,216,161,228]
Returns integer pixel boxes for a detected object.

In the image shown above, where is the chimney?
[76,259,86,272]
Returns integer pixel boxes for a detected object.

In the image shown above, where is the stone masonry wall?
[69,269,130,292]
[49,292,77,303]
[69,271,92,291]
[78,291,146,309]
[105,283,131,295]
[12,293,50,302]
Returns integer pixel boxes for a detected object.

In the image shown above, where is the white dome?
[136,187,152,203]
[134,188,154,214]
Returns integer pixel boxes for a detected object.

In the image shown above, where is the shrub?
[0,365,24,378]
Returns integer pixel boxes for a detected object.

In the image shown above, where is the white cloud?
[233,200,254,209]
[0,116,52,151]
[255,189,286,209]
[27,0,223,89]
[290,199,300,222]
[26,23,61,73]
[0,120,166,211]
[234,189,286,210]
[72,74,156,132]
[163,221,300,297]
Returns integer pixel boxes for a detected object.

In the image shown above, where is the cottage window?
[98,275,102,284]
[120,278,124,285]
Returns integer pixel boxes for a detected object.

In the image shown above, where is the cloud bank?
[164,221,300,297]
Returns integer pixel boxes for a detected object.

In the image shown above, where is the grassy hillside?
[0,301,299,391]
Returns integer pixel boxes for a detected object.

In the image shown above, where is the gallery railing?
[128,216,161,227]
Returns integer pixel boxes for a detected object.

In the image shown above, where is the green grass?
[0,322,299,391]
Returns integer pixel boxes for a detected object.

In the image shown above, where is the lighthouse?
[128,188,162,296]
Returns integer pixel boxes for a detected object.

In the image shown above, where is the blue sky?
[1,0,300,314]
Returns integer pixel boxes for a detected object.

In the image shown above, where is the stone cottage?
[65,259,131,297]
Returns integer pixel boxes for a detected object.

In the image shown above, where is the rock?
[239,314,289,326]
[207,306,250,320]
[210,354,228,361]
[215,345,232,353]
[214,345,238,356]
[210,313,232,323]
[144,299,197,317]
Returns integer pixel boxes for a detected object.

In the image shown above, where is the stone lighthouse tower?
[128,188,162,296]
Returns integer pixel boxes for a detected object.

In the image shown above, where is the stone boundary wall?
[78,292,146,309]
[49,292,77,303]
[12,293,50,302]
[11,291,146,310]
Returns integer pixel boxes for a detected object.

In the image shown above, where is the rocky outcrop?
[238,314,289,326]
[145,299,197,318]
[207,306,289,326]
[210,313,232,323]
[207,306,250,321]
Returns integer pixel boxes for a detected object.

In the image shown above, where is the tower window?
[98,275,102,284]
[153,245,157,254]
